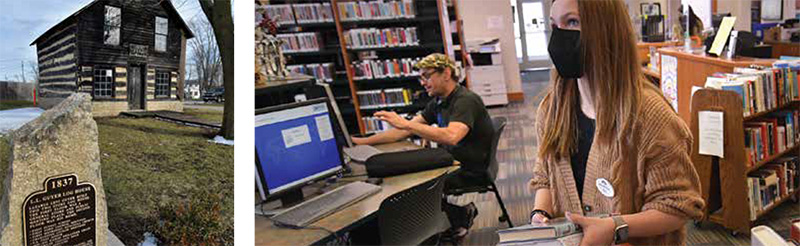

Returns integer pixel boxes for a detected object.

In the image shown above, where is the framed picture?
[640,3,661,16]
[761,0,783,20]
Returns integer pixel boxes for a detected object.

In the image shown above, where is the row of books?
[706,63,799,117]
[345,27,419,49]
[286,63,335,82]
[363,113,409,133]
[356,88,414,109]
[276,33,321,53]
[744,110,799,168]
[338,0,416,21]
[263,5,295,25]
[291,3,334,24]
[747,156,799,220]
[352,58,421,80]
[262,4,334,25]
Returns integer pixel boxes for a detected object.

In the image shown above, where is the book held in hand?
[498,233,582,246]
[497,217,582,245]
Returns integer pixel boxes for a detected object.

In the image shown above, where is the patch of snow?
[137,232,158,246]
[0,107,45,134]
[209,135,234,146]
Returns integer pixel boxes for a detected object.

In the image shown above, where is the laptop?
[316,82,385,162]
[343,144,383,162]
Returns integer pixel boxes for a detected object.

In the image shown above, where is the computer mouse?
[366,177,383,185]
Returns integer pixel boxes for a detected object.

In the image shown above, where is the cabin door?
[128,65,145,110]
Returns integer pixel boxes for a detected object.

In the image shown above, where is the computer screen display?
[255,99,343,198]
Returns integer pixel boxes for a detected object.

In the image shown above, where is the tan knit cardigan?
[529,87,706,246]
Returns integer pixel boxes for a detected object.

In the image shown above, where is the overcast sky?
[0,0,209,81]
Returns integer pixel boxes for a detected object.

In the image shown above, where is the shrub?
[154,191,233,246]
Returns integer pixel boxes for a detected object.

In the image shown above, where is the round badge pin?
[596,178,615,198]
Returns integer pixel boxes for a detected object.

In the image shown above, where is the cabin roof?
[31,0,195,46]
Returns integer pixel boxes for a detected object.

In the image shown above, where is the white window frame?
[155,71,170,98]
[93,68,114,98]
[155,16,168,52]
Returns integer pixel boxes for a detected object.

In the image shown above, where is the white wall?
[458,0,523,95]
[716,0,751,31]
[682,0,712,30]
[715,0,797,32]
[781,0,797,22]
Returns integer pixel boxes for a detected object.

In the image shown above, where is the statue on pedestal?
[255,13,288,85]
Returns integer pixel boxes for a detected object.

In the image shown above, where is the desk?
[763,40,800,58]
[637,41,680,66]
[656,47,776,123]
[255,141,460,246]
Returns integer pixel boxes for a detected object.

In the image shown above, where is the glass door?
[511,0,552,70]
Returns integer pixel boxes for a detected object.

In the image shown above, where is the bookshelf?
[690,89,799,236]
[333,0,468,134]
[348,43,443,52]
[260,0,468,134]
[748,144,800,173]
[340,15,439,24]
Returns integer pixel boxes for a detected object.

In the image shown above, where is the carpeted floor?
[451,70,799,246]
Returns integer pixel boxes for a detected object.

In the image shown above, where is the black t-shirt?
[421,86,494,173]
[571,108,595,201]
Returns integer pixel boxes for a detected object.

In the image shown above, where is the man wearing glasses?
[352,53,494,240]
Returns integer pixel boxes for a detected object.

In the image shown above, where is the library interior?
[255,0,800,245]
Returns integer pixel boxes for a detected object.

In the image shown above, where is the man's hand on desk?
[374,111,411,130]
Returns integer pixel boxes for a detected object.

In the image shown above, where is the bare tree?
[199,0,234,139]
[188,18,222,93]
[27,61,39,84]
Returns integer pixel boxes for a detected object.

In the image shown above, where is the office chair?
[377,172,449,246]
[445,117,513,228]
[736,31,772,58]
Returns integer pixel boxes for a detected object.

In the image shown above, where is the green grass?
[96,117,233,245]
[0,100,34,110]
[183,108,223,123]
[203,103,225,107]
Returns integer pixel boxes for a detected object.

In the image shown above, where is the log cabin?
[31,0,194,116]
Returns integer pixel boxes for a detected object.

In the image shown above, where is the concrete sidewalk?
[108,230,125,246]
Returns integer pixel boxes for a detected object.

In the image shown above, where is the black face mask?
[548,26,584,79]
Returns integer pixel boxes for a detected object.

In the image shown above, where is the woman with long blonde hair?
[528,0,705,245]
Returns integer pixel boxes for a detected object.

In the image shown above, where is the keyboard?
[271,181,382,227]
[343,145,383,162]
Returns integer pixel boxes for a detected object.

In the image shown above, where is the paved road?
[0,107,44,134]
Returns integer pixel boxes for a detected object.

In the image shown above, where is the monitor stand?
[341,164,352,174]
[278,189,304,207]
[255,189,305,216]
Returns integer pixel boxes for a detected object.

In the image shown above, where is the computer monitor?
[255,98,345,205]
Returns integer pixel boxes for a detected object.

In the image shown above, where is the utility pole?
[21,61,26,83]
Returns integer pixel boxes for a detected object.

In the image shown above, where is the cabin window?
[155,17,168,52]
[155,71,170,98]
[93,69,114,98]
[104,6,121,46]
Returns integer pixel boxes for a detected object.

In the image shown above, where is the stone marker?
[0,93,108,246]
